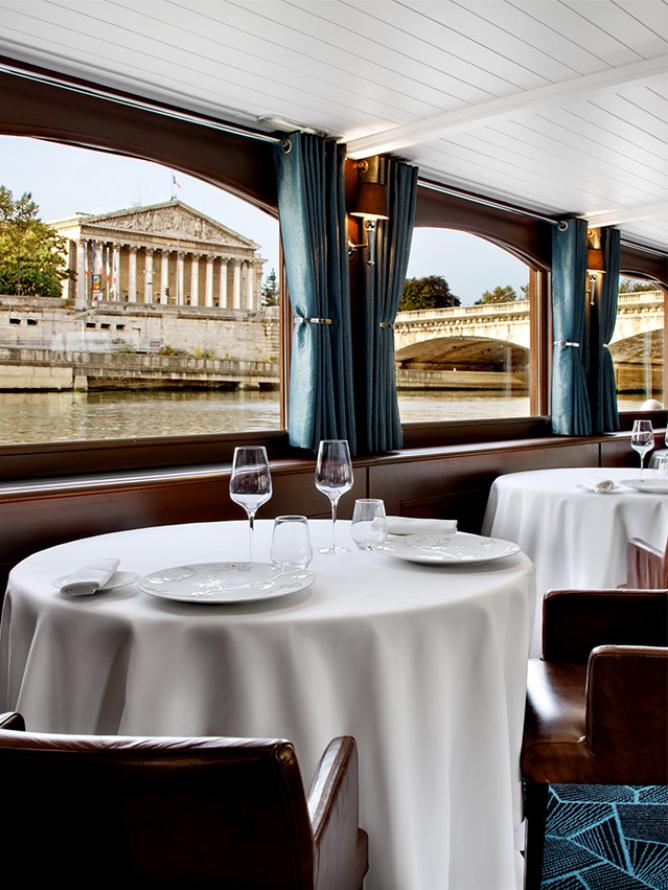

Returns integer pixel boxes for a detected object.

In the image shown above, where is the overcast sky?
[0,136,528,305]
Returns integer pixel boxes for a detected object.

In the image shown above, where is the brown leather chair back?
[542,588,668,662]
[0,716,315,890]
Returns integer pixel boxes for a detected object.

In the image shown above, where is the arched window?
[612,275,664,411]
[0,135,281,446]
[396,228,533,423]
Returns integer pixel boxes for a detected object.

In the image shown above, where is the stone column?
[190,253,200,306]
[246,261,255,311]
[128,246,138,303]
[110,243,120,301]
[75,239,87,308]
[160,250,170,304]
[144,248,154,303]
[219,258,229,308]
[205,255,214,308]
[233,259,242,310]
[176,251,185,306]
[255,264,264,311]
[103,244,110,301]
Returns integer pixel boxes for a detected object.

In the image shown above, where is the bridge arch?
[396,336,529,393]
[609,329,663,396]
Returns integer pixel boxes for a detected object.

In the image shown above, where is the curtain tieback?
[554,340,580,348]
[602,343,610,349]
[295,316,333,325]
[378,322,394,329]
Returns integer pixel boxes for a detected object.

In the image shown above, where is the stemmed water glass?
[315,439,353,555]
[229,446,272,565]
[630,420,654,475]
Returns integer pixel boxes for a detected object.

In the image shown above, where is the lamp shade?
[349,182,389,220]
[586,248,606,273]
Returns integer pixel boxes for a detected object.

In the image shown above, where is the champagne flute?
[229,446,272,565]
[630,420,654,475]
[315,440,353,555]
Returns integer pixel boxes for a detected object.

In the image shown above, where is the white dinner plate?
[137,562,314,603]
[52,570,138,592]
[373,531,520,565]
[620,478,668,495]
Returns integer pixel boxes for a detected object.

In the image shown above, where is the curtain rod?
[620,239,668,258]
[417,177,569,229]
[0,61,287,149]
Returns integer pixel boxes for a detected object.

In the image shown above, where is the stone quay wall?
[0,297,279,364]
[0,347,278,392]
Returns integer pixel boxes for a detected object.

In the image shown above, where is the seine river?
[0,390,646,446]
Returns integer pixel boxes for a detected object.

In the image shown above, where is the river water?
[0,390,649,445]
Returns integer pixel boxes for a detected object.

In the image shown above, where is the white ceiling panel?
[0,0,666,250]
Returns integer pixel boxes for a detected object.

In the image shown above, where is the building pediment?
[83,201,259,250]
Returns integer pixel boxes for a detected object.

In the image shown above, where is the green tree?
[261,268,279,306]
[619,277,657,294]
[399,275,460,312]
[474,284,519,305]
[0,186,73,298]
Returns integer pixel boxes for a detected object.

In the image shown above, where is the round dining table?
[0,519,534,890]
[482,466,668,655]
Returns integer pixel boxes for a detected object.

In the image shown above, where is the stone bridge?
[394,291,664,393]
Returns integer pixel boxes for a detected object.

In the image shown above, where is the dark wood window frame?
[0,57,665,482]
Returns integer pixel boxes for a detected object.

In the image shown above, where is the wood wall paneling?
[368,441,600,533]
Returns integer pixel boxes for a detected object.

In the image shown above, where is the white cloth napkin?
[580,479,616,493]
[59,558,120,596]
[384,517,458,536]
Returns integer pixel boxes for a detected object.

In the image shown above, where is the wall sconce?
[586,247,605,306]
[348,181,389,266]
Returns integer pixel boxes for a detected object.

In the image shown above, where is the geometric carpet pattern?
[542,785,668,889]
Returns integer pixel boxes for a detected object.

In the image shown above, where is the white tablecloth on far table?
[0,520,535,890]
[482,467,668,654]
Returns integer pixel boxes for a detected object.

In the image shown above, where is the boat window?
[612,276,664,411]
[396,228,532,422]
[0,136,281,447]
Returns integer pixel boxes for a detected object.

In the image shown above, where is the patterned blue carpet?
[542,785,668,889]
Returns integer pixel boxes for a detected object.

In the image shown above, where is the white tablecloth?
[482,467,668,654]
[1,520,534,890]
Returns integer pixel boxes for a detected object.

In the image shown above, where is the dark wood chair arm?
[585,645,668,785]
[308,736,366,890]
[542,588,668,662]
[627,537,667,589]
[0,712,25,731]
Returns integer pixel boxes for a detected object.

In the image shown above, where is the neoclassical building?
[51,200,266,312]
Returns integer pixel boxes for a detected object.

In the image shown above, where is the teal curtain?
[274,133,356,453]
[359,158,418,453]
[594,227,621,432]
[551,218,592,435]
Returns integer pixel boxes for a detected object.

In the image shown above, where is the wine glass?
[351,499,387,551]
[315,440,354,555]
[229,446,272,565]
[630,420,654,475]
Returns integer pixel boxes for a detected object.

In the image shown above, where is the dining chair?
[0,713,368,890]
[627,535,668,588]
[521,587,668,890]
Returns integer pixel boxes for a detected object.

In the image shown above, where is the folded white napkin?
[60,558,120,596]
[383,517,457,536]
[581,479,616,493]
